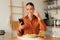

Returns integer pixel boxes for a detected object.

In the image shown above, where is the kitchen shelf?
[43,0,60,28]
[10,6,23,8]
[10,0,24,30]
[44,6,60,10]
[44,0,57,2]
[47,26,60,28]
[12,13,22,15]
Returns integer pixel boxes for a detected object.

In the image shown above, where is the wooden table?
[4,37,60,40]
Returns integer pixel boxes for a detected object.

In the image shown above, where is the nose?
[28,10,31,13]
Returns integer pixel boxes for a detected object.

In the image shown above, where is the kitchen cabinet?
[46,26,60,37]
[44,0,60,27]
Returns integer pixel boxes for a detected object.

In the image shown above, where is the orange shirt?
[18,15,46,35]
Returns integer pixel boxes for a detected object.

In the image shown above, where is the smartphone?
[19,19,24,25]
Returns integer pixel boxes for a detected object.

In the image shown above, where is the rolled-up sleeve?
[38,20,46,31]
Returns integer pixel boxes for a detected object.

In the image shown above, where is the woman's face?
[26,5,34,15]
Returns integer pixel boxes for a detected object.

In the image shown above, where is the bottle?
[56,20,60,26]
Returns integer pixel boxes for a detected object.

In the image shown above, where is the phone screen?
[19,19,24,25]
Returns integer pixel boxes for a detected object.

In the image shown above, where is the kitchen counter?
[47,26,60,28]
[4,37,60,40]
[46,26,60,37]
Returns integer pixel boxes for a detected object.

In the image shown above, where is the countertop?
[47,26,60,28]
[4,37,60,40]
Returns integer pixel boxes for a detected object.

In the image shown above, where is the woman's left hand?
[33,11,41,20]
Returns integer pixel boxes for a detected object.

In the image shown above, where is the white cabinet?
[45,27,52,37]
[52,28,60,37]
[46,27,60,37]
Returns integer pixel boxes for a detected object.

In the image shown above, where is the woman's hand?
[18,22,24,31]
[33,10,41,20]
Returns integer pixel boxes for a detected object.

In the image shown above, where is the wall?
[0,0,12,38]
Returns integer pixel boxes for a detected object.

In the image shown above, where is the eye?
[30,8,34,10]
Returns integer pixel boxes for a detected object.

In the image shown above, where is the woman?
[17,2,46,37]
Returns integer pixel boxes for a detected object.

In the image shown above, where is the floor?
[4,37,60,40]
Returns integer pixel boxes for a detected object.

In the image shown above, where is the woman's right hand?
[17,22,24,36]
[18,22,24,31]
